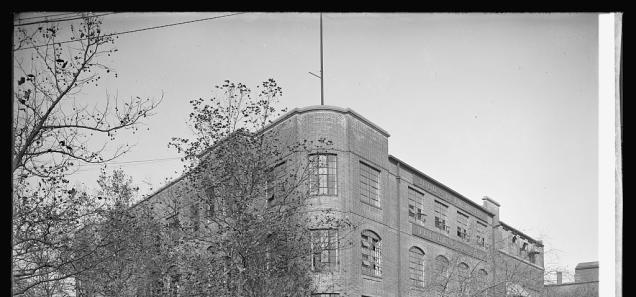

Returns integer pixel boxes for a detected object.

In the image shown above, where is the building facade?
[544,262,599,297]
[142,105,545,297]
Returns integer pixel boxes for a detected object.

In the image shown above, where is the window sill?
[361,273,383,281]
[361,201,382,210]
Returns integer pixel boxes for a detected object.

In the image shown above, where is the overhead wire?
[14,12,248,52]
[13,12,117,27]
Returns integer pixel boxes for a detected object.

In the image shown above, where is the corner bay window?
[310,229,338,272]
[434,201,449,233]
[361,230,382,277]
[309,154,337,195]
[408,187,426,224]
[360,162,381,207]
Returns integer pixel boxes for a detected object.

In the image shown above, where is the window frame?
[456,211,469,242]
[308,154,338,196]
[266,160,287,205]
[408,187,426,225]
[359,161,381,208]
[408,246,426,288]
[361,230,382,277]
[310,228,339,272]
[434,201,449,234]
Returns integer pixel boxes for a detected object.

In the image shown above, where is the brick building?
[141,105,545,297]
[544,262,599,297]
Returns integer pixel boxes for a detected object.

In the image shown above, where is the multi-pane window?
[475,221,487,248]
[310,229,338,272]
[361,230,382,277]
[266,161,287,205]
[457,262,470,282]
[456,211,469,242]
[434,201,449,233]
[359,162,381,207]
[408,188,426,224]
[433,255,450,292]
[477,269,489,297]
[309,154,337,196]
[408,247,425,287]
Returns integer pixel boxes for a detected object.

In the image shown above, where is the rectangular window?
[476,221,487,248]
[309,154,337,196]
[191,203,200,232]
[311,294,340,297]
[359,162,381,207]
[434,201,449,233]
[457,211,469,242]
[204,186,215,219]
[408,187,426,225]
[266,161,287,205]
[311,229,338,272]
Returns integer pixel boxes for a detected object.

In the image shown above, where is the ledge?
[260,105,391,138]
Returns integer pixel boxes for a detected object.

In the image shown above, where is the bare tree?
[12,12,161,296]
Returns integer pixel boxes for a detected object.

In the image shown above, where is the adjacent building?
[544,261,599,297]
[141,105,545,297]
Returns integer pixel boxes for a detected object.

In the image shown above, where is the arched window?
[457,262,470,284]
[434,255,450,276]
[408,247,425,287]
[361,230,381,277]
[478,269,488,285]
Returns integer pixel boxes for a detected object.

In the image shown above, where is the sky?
[15,12,601,282]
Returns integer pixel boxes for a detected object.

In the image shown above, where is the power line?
[16,12,78,21]
[76,156,182,167]
[14,12,248,52]
[14,12,117,27]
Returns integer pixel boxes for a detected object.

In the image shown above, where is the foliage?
[12,12,161,296]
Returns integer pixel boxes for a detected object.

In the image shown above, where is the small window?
[361,230,382,277]
[311,294,340,297]
[309,154,337,196]
[360,162,381,207]
[434,201,449,234]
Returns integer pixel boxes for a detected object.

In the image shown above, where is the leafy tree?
[12,12,161,296]
[137,79,352,297]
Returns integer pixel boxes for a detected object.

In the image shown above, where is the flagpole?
[320,12,324,106]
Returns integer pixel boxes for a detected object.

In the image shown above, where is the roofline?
[260,105,391,137]
[388,155,495,218]
[544,280,599,287]
[136,105,391,206]
[499,220,543,246]
[129,174,188,211]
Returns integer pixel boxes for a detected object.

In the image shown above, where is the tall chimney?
[556,271,562,285]
[482,196,500,225]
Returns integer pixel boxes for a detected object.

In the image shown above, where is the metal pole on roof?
[320,12,324,105]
